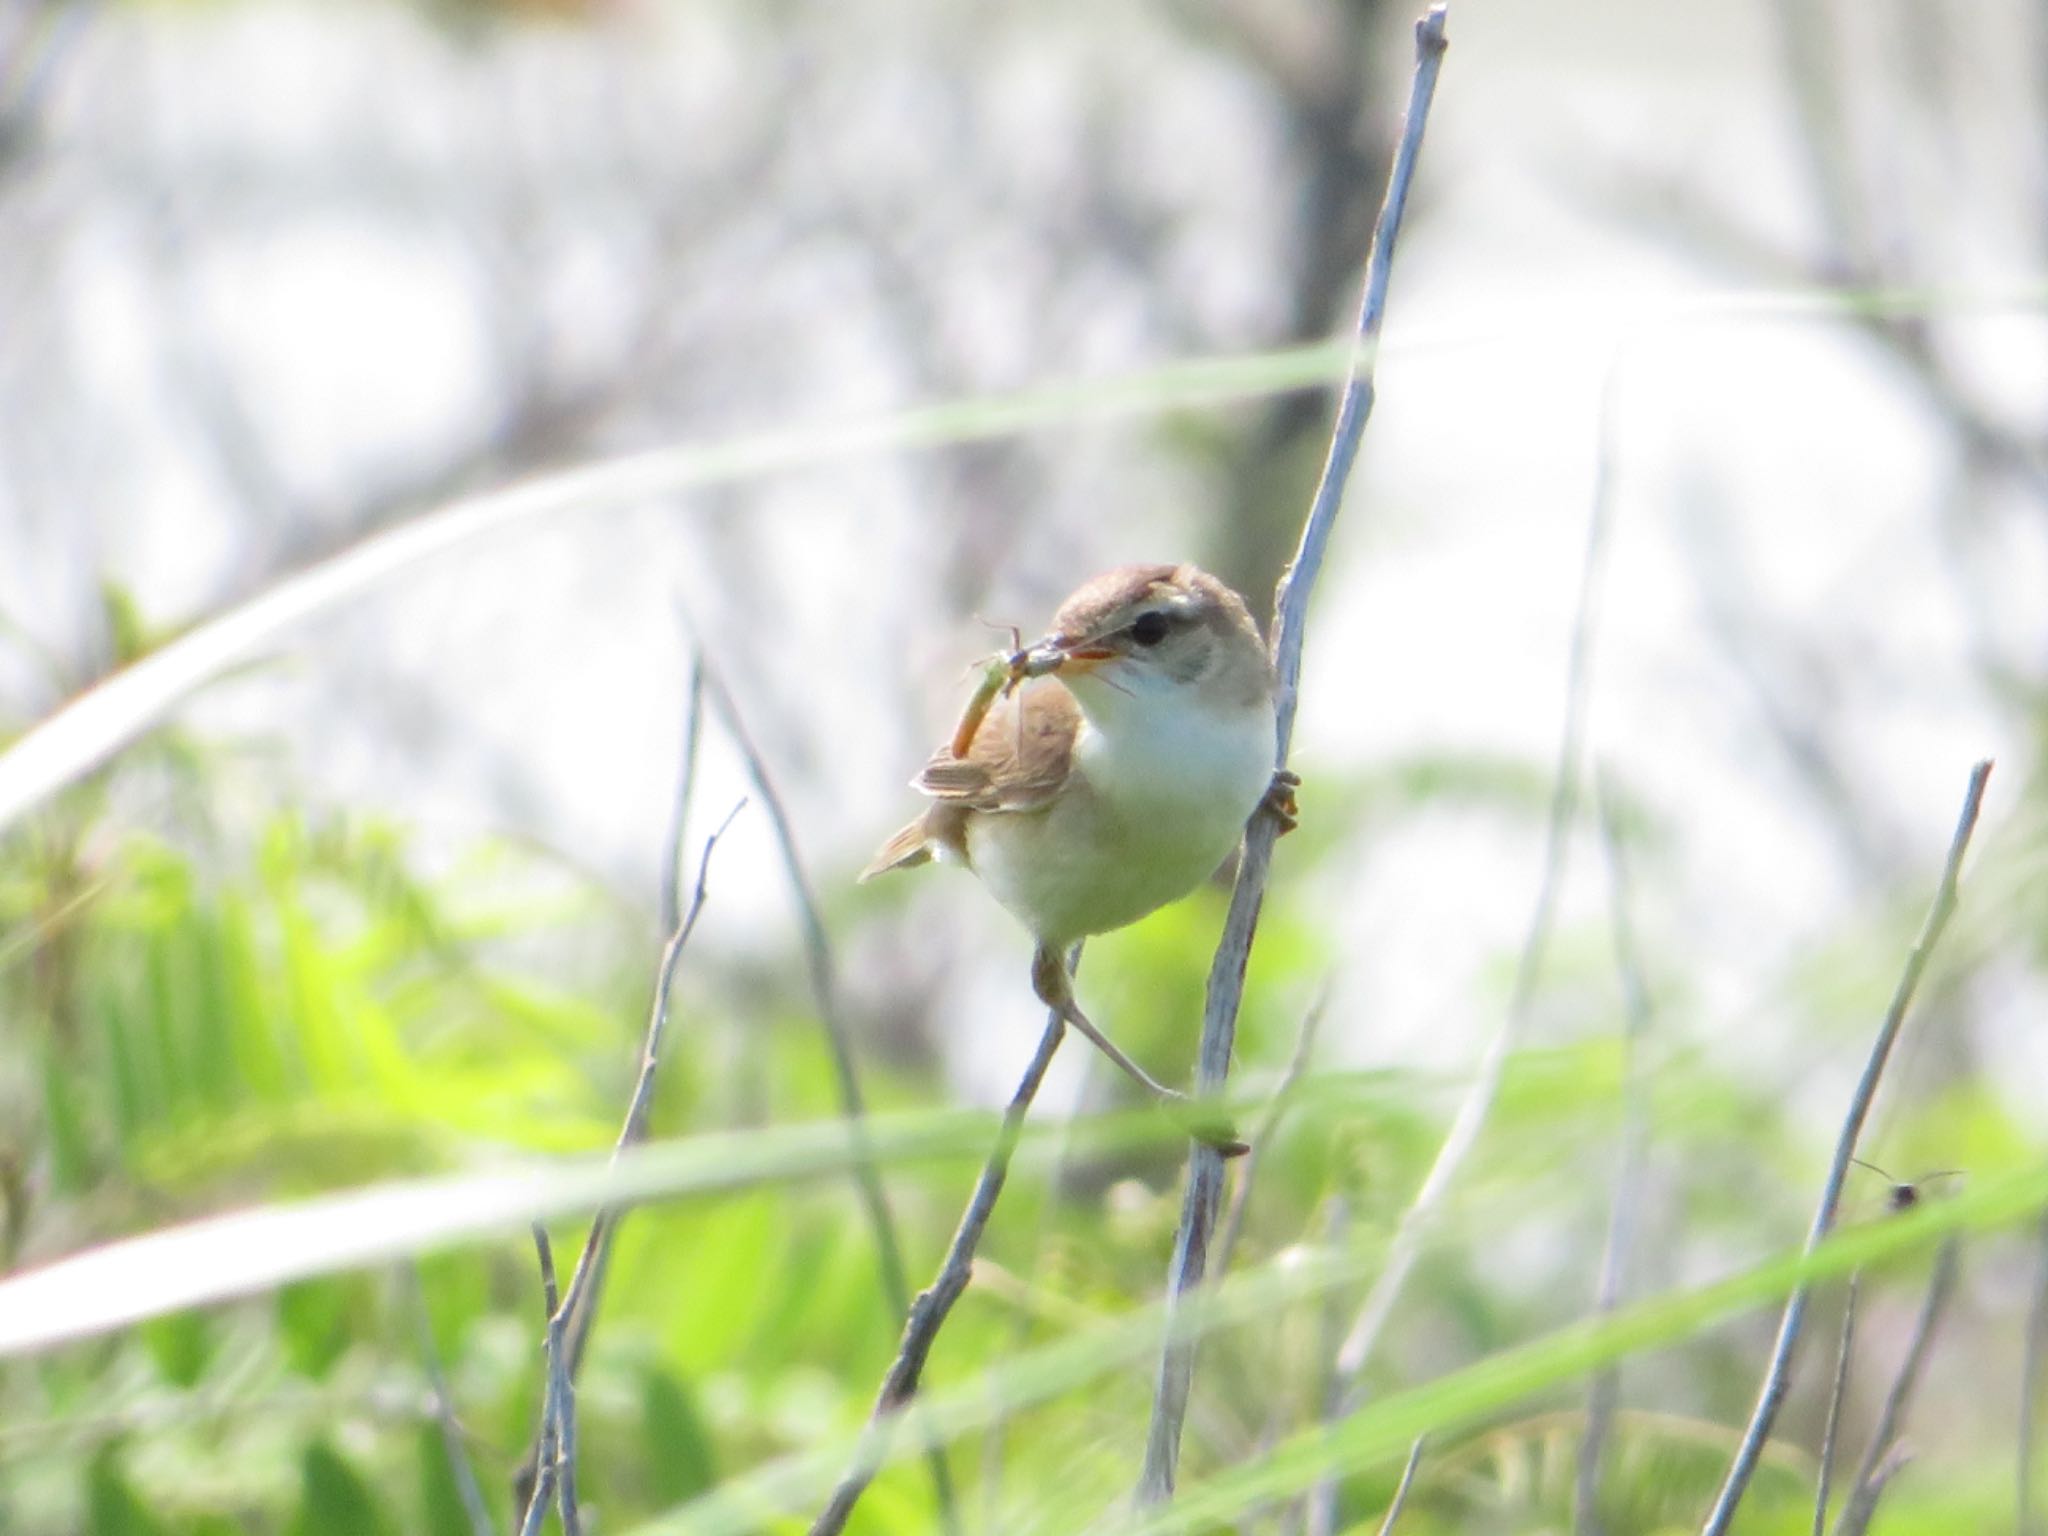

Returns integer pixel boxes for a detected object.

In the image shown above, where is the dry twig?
[1375,1436,1426,1535]
[513,662,707,1502]
[1213,990,1327,1279]
[2023,1210,2048,1535]
[403,1264,494,1536]
[516,803,743,1536]
[699,656,961,1536]
[1831,1240,1961,1536]
[1699,759,1992,1535]
[807,1007,1069,1536]
[1135,6,1450,1501]
[1812,1273,1860,1536]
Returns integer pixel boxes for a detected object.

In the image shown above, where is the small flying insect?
[1851,1157,1962,1213]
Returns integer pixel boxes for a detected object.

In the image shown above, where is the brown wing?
[859,680,1079,882]
[913,678,1077,812]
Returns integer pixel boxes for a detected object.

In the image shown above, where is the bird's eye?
[1130,611,1170,647]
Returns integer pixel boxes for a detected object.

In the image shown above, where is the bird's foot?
[1261,768,1301,834]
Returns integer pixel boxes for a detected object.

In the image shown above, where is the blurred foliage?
[5,0,2048,1524]
[1,700,2038,1536]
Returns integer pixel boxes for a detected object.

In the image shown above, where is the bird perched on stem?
[863,563,1297,1151]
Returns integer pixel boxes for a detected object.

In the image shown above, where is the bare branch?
[1812,1273,1860,1536]
[976,1029,1101,1523]
[519,1227,563,1536]
[2023,1211,2048,1535]
[1376,1437,1426,1536]
[699,661,914,1306]
[546,1270,585,1536]
[807,1009,1068,1536]
[1136,7,1450,1502]
[697,657,957,1531]
[402,1264,494,1536]
[1831,1240,1961,1536]
[518,803,743,1534]
[1575,766,1658,1536]
[514,680,713,1503]
[1212,990,1327,1279]
[658,654,707,938]
[1699,760,1993,1536]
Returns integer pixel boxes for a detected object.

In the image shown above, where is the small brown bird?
[863,563,1294,1142]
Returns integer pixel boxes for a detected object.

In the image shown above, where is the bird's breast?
[1072,698,1276,843]
[965,696,1276,944]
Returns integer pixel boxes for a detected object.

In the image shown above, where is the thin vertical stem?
[1831,1241,1961,1536]
[1213,992,1327,1280]
[1575,766,1657,1536]
[403,1264,494,1536]
[1315,305,1632,1510]
[1136,7,1450,1502]
[519,1227,564,1536]
[2022,1210,2048,1534]
[1375,1438,1426,1536]
[699,662,915,1317]
[807,1008,1069,1536]
[1699,761,1992,1536]
[1812,1273,1860,1536]
[517,804,742,1533]
[700,659,958,1533]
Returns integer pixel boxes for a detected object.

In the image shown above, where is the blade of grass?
[1375,1438,1425,1535]
[0,334,1361,835]
[635,1160,2048,1536]
[4,281,2041,836]
[1212,990,1326,1280]
[1114,1171,2047,1536]
[0,1101,1196,1358]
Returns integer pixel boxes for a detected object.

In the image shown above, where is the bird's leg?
[1030,944,1247,1156]
[1261,768,1301,833]
[1029,945,1177,1099]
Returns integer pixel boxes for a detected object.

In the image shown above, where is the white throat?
[1068,674,1276,825]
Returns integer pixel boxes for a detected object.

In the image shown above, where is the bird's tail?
[858,819,933,882]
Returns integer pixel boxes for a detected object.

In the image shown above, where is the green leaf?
[137,1308,213,1389]
[633,1163,2048,1536]
[291,1440,394,1536]
[87,1446,169,1536]
[641,1367,718,1506]
[276,1276,366,1379]
[416,1422,494,1536]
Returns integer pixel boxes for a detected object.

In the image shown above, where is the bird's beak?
[1013,636,1115,680]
